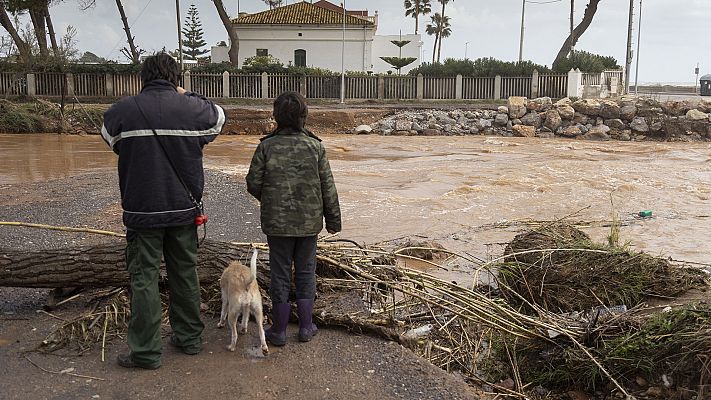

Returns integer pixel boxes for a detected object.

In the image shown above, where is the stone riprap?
[361,96,711,141]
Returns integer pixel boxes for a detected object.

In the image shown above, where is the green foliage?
[0,105,42,132]
[410,57,553,77]
[241,55,286,74]
[182,4,208,60]
[553,50,620,73]
[391,40,411,48]
[380,57,417,72]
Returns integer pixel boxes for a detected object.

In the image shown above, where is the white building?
[211,0,421,74]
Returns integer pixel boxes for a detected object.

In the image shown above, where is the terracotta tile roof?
[233,1,373,26]
[313,0,368,16]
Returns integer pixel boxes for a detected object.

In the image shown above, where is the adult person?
[101,53,225,369]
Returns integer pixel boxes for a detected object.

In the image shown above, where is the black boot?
[296,299,318,342]
[265,303,290,346]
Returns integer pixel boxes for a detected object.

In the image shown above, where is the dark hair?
[140,53,179,86]
[273,91,308,130]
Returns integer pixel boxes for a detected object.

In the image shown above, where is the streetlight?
[633,0,642,95]
[519,0,525,62]
[465,42,470,60]
[176,0,184,72]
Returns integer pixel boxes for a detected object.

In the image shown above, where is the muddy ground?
[0,170,484,400]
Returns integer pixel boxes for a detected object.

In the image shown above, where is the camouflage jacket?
[246,127,342,237]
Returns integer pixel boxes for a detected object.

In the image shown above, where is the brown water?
[2,133,710,275]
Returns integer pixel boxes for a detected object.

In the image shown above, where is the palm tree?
[436,0,452,63]
[426,13,450,63]
[404,0,431,35]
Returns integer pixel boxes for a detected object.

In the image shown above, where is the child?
[246,91,342,346]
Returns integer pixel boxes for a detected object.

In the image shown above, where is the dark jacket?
[101,80,224,229]
[246,127,341,237]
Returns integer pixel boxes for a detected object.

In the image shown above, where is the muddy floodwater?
[2,133,711,276]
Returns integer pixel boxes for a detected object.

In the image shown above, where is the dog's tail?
[249,248,258,284]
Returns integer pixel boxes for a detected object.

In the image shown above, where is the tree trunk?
[0,240,269,289]
[28,6,49,58]
[44,5,59,57]
[437,2,446,63]
[414,14,419,35]
[432,31,438,64]
[115,0,140,63]
[0,3,31,63]
[553,0,601,67]
[213,0,239,66]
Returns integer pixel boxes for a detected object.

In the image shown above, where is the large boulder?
[686,109,709,121]
[512,124,536,137]
[572,99,601,116]
[527,97,552,112]
[620,105,637,121]
[554,97,572,107]
[520,111,542,127]
[599,100,621,119]
[559,125,582,137]
[494,113,509,126]
[584,125,611,141]
[508,97,528,119]
[605,119,627,130]
[543,109,562,131]
[630,117,649,133]
[556,105,575,120]
[354,124,373,134]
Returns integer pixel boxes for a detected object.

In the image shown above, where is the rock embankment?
[358,96,711,141]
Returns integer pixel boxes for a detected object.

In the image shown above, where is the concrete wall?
[371,34,422,74]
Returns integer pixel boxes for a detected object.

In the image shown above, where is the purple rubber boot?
[296,299,318,342]
[265,303,290,346]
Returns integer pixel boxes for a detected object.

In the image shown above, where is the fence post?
[65,73,75,96]
[26,73,36,96]
[377,75,385,100]
[261,72,269,99]
[567,69,582,98]
[183,71,191,92]
[299,75,306,97]
[494,75,501,100]
[455,74,463,100]
[416,73,424,100]
[609,76,620,97]
[222,71,229,98]
[105,73,114,96]
[531,69,539,98]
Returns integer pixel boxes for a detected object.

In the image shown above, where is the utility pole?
[633,0,642,95]
[569,0,575,55]
[518,0,525,62]
[176,0,184,72]
[624,0,634,94]
[340,0,346,104]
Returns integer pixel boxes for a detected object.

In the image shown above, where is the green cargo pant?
[125,224,204,367]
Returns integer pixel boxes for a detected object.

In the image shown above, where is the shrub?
[409,57,553,77]
[552,50,620,73]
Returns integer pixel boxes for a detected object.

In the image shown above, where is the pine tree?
[182,4,208,60]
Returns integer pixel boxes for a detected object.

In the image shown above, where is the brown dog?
[217,249,268,355]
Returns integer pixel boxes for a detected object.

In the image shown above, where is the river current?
[2,134,710,274]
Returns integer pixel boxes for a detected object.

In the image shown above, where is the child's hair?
[273,91,308,130]
[140,53,179,86]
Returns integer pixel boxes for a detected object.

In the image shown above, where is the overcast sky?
[28,0,711,84]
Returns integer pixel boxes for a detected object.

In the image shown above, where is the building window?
[294,49,306,67]
[256,49,268,56]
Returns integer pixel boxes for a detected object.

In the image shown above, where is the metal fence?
[463,77,496,100]
[0,72,27,96]
[13,70,625,101]
[538,74,568,99]
[500,77,531,99]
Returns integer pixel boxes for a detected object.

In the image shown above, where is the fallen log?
[0,240,267,288]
